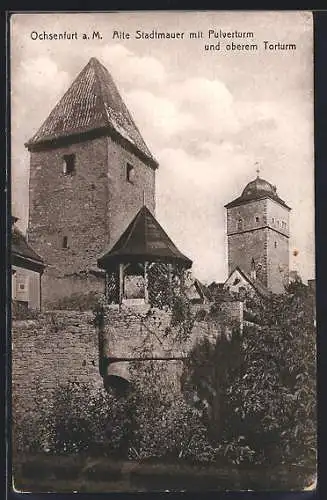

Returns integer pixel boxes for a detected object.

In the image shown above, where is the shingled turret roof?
[12,225,45,272]
[26,57,158,168]
[98,206,192,269]
[225,175,290,210]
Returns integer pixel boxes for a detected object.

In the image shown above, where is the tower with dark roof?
[224,174,291,294]
[26,57,158,305]
[97,205,192,306]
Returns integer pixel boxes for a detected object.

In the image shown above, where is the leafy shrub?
[12,379,51,454]
[183,281,316,467]
[45,383,132,456]
[13,365,218,464]
[127,361,218,463]
[13,382,132,457]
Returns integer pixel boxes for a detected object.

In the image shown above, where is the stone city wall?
[12,301,243,420]
[12,311,102,422]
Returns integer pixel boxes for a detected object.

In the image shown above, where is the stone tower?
[26,57,158,305]
[225,174,291,294]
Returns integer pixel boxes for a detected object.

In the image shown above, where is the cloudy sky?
[11,11,314,284]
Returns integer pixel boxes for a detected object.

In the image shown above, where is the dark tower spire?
[25,57,158,169]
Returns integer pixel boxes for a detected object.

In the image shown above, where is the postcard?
[10,11,316,492]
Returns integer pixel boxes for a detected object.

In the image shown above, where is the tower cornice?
[227,225,289,238]
[25,126,158,170]
[225,194,291,211]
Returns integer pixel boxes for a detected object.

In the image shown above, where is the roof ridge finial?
[255,161,260,178]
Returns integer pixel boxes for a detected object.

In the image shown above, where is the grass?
[11,453,316,493]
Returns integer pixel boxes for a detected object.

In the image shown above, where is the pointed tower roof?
[26,57,158,169]
[97,206,192,269]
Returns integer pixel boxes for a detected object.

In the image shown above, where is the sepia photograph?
[10,10,316,492]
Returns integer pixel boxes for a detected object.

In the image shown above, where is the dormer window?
[126,163,135,183]
[63,154,76,176]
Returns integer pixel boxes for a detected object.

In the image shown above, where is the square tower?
[26,57,158,306]
[225,176,291,294]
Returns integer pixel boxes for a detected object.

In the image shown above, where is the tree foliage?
[13,278,316,470]
[183,281,316,466]
[13,382,131,457]
[13,369,217,464]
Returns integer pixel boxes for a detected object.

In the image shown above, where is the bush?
[183,282,316,467]
[12,381,50,454]
[48,383,132,456]
[13,382,132,457]
[125,361,216,463]
[13,364,219,464]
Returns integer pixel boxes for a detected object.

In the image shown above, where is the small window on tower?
[126,163,135,183]
[251,258,256,280]
[274,241,277,248]
[255,216,260,223]
[62,236,69,249]
[237,218,243,230]
[272,217,275,224]
[63,154,76,176]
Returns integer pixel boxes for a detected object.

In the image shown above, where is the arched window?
[237,218,243,231]
[251,258,256,280]
[63,154,76,175]
[126,163,135,183]
[255,216,260,223]
[62,236,68,249]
